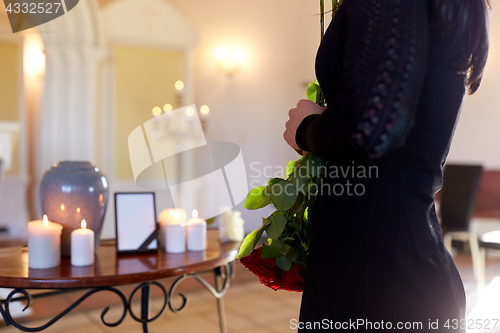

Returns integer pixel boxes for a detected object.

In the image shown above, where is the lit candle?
[186,209,207,251]
[28,215,63,269]
[71,219,94,266]
[159,209,186,253]
[159,208,187,225]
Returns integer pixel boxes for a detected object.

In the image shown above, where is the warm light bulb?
[81,219,87,229]
[185,107,195,117]
[43,214,48,226]
[152,106,162,116]
[200,105,210,115]
[214,47,226,60]
[232,49,243,62]
[164,103,173,112]
[175,80,184,91]
[24,34,45,78]
[192,209,198,218]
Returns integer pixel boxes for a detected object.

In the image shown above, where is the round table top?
[480,230,500,250]
[0,230,240,289]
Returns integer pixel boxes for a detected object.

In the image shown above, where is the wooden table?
[0,230,239,333]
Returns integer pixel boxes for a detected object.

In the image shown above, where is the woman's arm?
[294,0,430,160]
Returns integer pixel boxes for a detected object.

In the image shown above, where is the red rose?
[240,247,306,292]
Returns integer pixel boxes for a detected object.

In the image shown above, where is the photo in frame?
[114,192,158,254]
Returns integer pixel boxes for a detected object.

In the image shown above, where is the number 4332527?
[5,3,62,14]
[444,319,499,330]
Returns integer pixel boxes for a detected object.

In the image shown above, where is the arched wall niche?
[0,6,28,237]
[99,0,198,239]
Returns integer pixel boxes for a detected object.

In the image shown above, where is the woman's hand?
[284,99,325,154]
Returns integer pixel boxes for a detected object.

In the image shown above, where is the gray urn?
[40,161,109,257]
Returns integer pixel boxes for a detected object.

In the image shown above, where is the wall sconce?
[24,35,45,78]
[214,47,242,75]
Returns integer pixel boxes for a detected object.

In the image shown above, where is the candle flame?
[174,211,179,219]
[60,204,65,211]
[81,219,87,229]
[192,209,198,218]
[76,207,81,213]
[43,214,48,226]
[169,210,174,216]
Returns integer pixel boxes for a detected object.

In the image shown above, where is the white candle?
[71,219,94,266]
[28,215,63,269]
[186,209,207,251]
[159,209,186,253]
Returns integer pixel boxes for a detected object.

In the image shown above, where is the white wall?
[447,9,500,168]
[167,0,326,230]
[166,1,500,231]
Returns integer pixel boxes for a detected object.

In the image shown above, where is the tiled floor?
[1,253,500,333]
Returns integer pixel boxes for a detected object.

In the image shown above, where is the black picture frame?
[114,192,158,254]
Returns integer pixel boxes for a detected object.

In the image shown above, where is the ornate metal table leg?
[214,266,228,333]
[128,281,168,332]
[0,287,128,332]
[141,284,150,333]
[167,262,233,332]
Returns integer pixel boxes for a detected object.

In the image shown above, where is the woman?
[283,0,490,331]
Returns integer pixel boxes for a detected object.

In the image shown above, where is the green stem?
[332,0,342,18]
[320,0,325,40]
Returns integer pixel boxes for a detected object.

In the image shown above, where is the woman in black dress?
[283,0,490,331]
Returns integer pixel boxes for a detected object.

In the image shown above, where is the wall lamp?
[214,47,242,75]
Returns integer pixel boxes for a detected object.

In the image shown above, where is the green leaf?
[276,248,299,270]
[264,178,284,196]
[205,216,217,225]
[290,168,308,195]
[306,81,321,103]
[269,179,298,211]
[307,180,319,196]
[268,178,283,186]
[276,254,294,271]
[286,160,302,179]
[237,228,264,258]
[312,154,325,177]
[286,160,296,179]
[262,217,271,228]
[286,247,298,262]
[244,186,271,210]
[289,193,305,214]
[261,243,282,259]
[266,214,287,239]
[302,152,324,178]
[261,240,290,259]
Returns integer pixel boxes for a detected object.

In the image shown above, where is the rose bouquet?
[237,0,343,292]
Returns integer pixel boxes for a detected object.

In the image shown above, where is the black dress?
[296,0,467,331]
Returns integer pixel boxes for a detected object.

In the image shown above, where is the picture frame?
[114,192,158,254]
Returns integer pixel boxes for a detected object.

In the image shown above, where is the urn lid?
[52,161,98,171]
